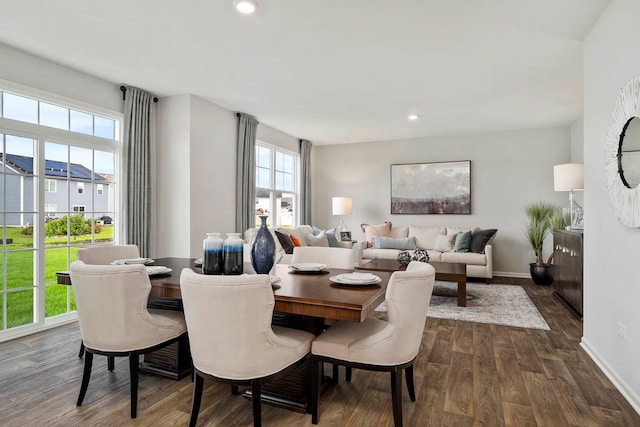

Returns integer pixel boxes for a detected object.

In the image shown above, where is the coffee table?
[356,258,467,307]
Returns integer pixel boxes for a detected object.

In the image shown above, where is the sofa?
[244,225,366,265]
[360,223,496,280]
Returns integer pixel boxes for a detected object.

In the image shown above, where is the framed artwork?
[340,231,352,241]
[390,161,471,214]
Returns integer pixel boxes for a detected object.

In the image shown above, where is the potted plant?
[524,201,564,285]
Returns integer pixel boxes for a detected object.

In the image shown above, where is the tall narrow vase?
[202,232,223,275]
[251,215,276,275]
[223,233,244,275]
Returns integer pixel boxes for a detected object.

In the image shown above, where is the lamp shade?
[554,163,584,191]
[332,197,352,216]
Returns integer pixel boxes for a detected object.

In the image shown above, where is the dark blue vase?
[251,215,276,274]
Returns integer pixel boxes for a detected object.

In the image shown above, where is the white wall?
[313,127,570,276]
[583,0,640,412]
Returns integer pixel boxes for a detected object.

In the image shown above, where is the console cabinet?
[553,230,584,319]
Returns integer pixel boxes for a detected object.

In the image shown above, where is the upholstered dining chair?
[310,261,436,427]
[75,244,141,362]
[291,246,354,269]
[69,260,187,418]
[180,268,314,427]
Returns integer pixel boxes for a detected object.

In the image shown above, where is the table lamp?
[553,163,584,230]
[332,197,352,238]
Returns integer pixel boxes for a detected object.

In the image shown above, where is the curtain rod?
[120,86,158,103]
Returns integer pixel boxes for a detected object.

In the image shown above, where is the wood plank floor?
[1,278,639,426]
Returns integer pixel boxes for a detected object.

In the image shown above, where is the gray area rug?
[375,281,550,330]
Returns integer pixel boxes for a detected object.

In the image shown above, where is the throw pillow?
[453,230,472,253]
[361,221,392,248]
[433,233,455,252]
[397,251,412,266]
[325,228,340,247]
[411,248,430,263]
[289,234,302,247]
[469,228,498,253]
[372,236,417,250]
[305,231,329,247]
[274,229,295,254]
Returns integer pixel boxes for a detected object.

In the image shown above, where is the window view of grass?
[3,221,114,329]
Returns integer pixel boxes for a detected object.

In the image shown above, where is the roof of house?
[0,153,107,181]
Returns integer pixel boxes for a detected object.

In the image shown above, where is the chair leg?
[231,384,240,395]
[78,340,85,358]
[108,356,115,372]
[405,365,415,401]
[346,366,352,382]
[189,373,204,427]
[310,357,321,424]
[332,364,339,383]
[77,351,93,406]
[390,369,403,427]
[251,379,262,427]
[129,353,139,418]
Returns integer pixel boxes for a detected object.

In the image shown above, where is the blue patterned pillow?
[372,236,417,250]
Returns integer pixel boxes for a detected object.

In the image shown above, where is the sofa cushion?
[372,236,417,250]
[275,229,295,254]
[469,228,497,253]
[305,231,329,247]
[408,226,445,250]
[390,226,409,239]
[361,221,392,247]
[362,248,442,262]
[434,233,455,252]
[441,251,487,265]
[447,226,472,237]
[453,231,472,252]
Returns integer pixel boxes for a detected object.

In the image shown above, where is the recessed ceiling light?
[234,0,258,14]
[408,114,419,121]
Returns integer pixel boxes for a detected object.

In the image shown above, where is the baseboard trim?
[493,270,530,279]
[580,337,640,416]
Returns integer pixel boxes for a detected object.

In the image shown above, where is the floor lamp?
[332,197,352,239]
[553,163,584,230]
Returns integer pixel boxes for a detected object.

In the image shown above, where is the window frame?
[44,179,57,192]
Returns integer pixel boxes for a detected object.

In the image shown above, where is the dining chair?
[180,268,314,427]
[75,244,141,363]
[309,261,436,427]
[69,260,187,418]
[291,246,354,269]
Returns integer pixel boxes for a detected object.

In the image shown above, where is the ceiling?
[0,0,610,145]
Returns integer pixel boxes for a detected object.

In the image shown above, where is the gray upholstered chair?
[291,246,354,269]
[180,268,314,427]
[310,261,436,427]
[70,260,187,418]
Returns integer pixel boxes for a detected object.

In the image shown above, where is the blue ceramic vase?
[251,215,276,274]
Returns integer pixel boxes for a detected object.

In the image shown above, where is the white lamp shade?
[554,163,584,191]
[332,197,352,216]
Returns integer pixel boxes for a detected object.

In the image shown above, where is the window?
[44,204,57,219]
[97,184,103,195]
[255,142,298,228]
[44,179,57,192]
[72,205,86,212]
[77,182,84,194]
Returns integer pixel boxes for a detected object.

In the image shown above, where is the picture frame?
[390,161,471,214]
[571,209,584,230]
[340,231,352,241]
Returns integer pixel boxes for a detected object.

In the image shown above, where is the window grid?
[255,142,298,229]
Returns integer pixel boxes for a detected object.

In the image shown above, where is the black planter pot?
[529,263,554,286]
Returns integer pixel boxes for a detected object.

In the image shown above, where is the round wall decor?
[604,74,640,227]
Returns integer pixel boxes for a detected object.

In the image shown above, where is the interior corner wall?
[583,0,640,413]
[313,127,570,276]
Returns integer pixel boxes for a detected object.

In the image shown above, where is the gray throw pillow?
[372,236,417,250]
[274,229,295,254]
[469,228,497,253]
[325,228,340,247]
[453,231,472,253]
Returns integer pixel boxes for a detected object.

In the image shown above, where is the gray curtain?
[122,86,156,257]
[299,139,312,225]
[236,113,259,236]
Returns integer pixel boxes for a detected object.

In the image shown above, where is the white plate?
[112,257,154,265]
[145,266,172,276]
[330,273,381,286]
[288,263,327,272]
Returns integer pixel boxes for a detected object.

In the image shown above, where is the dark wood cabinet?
[553,230,584,319]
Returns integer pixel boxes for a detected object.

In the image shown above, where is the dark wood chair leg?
[189,373,204,427]
[346,366,352,382]
[332,364,339,383]
[108,356,115,372]
[405,365,415,401]
[77,351,93,406]
[78,340,85,358]
[310,357,321,424]
[129,353,139,418]
[251,379,262,427]
[231,384,239,395]
[390,368,403,427]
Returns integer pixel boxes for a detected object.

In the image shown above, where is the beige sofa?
[362,225,494,280]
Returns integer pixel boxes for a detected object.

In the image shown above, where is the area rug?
[375,281,550,330]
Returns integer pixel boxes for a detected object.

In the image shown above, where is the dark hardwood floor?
[1,277,638,426]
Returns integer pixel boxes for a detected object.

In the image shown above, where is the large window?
[255,142,298,228]
[0,85,120,339]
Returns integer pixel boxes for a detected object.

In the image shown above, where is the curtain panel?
[299,139,312,225]
[122,86,156,257]
[236,113,259,236]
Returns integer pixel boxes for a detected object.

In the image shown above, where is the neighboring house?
[0,153,110,226]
